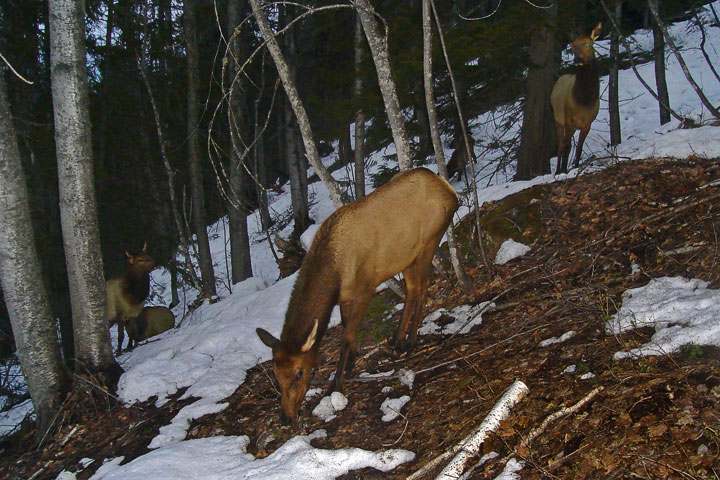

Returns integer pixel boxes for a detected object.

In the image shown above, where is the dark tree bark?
[609,0,623,146]
[183,0,218,298]
[647,0,720,120]
[227,0,252,285]
[0,72,71,441]
[515,2,558,180]
[49,0,121,386]
[650,0,671,125]
[353,12,366,199]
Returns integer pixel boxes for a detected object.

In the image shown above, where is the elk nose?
[280,412,292,426]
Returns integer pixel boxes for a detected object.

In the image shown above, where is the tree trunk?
[650,0,671,125]
[515,1,558,180]
[184,0,218,299]
[49,0,121,386]
[287,103,311,236]
[609,0,622,146]
[254,99,272,232]
[353,13,366,200]
[227,0,253,285]
[422,0,469,290]
[249,0,344,208]
[0,73,71,442]
[138,62,203,293]
[354,0,413,171]
[647,0,720,120]
[96,0,114,174]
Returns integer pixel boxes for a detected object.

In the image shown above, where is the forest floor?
[3,156,720,479]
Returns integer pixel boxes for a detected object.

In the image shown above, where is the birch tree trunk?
[647,0,720,120]
[609,0,622,146]
[422,0,469,290]
[353,13,366,199]
[227,0,252,285]
[248,0,344,208]
[184,0,218,299]
[0,73,71,441]
[49,0,120,385]
[354,0,413,171]
[649,0,671,125]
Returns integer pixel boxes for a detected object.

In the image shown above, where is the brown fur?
[256,168,459,424]
[447,136,476,182]
[550,23,602,174]
[106,245,156,353]
[129,306,175,344]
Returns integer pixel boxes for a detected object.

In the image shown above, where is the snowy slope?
[4,4,720,478]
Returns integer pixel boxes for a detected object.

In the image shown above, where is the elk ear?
[300,319,318,353]
[125,251,133,260]
[142,241,148,252]
[256,328,279,349]
[590,22,602,42]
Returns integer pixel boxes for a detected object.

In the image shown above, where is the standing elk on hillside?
[128,306,175,347]
[551,23,602,175]
[106,243,156,354]
[256,168,459,425]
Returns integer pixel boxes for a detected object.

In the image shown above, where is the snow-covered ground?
[4,4,720,479]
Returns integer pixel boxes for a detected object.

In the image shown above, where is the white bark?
[435,380,529,480]
[354,0,413,171]
[0,73,70,439]
[248,0,344,208]
[49,0,118,376]
[422,0,469,290]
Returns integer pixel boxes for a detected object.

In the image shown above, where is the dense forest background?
[0,0,707,371]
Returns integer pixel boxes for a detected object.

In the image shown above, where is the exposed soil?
[3,157,720,479]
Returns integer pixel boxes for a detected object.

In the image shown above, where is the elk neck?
[572,58,599,108]
[126,267,151,303]
[281,232,340,351]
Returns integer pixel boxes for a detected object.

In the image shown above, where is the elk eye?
[295,370,303,380]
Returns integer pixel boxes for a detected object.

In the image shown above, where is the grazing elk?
[447,135,476,182]
[551,23,601,174]
[128,306,175,347]
[256,168,458,425]
[106,244,156,354]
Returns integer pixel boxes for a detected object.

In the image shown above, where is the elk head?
[570,22,601,66]
[125,242,156,274]
[256,319,318,425]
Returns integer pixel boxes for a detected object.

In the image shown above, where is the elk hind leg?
[330,291,373,393]
[392,267,422,351]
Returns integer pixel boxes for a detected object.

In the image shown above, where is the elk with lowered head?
[256,168,458,425]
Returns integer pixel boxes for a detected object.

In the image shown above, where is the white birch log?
[434,380,529,480]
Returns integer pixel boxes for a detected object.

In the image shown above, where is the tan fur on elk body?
[256,167,458,425]
[551,23,601,174]
[106,244,156,353]
[129,306,175,344]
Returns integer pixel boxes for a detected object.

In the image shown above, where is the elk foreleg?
[329,292,373,393]
[573,125,591,169]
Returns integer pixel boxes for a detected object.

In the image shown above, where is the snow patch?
[381,395,410,422]
[607,277,720,359]
[419,302,493,336]
[494,239,531,265]
[312,392,348,422]
[539,330,576,347]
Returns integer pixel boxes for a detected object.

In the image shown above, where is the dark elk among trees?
[0,0,712,450]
